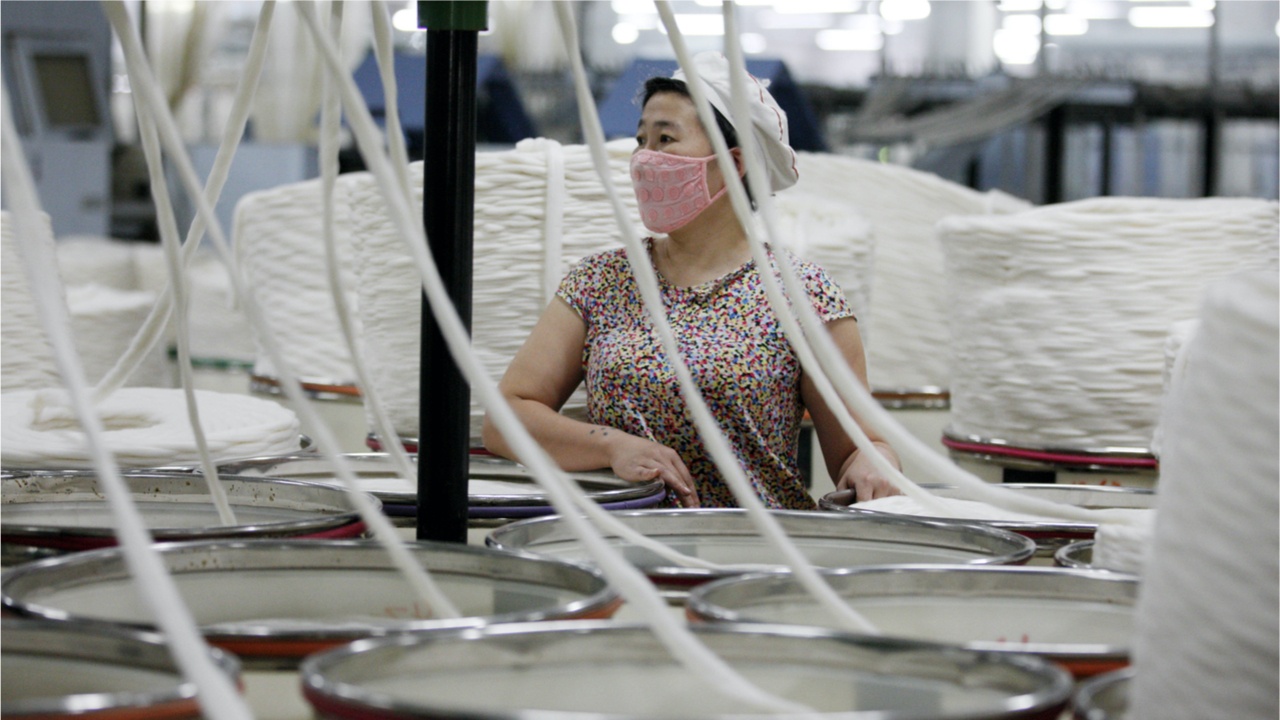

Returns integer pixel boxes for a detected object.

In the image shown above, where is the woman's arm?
[481,297,699,507]
[800,316,902,502]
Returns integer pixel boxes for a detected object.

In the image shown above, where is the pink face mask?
[630,149,727,234]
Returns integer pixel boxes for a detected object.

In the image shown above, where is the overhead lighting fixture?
[391,7,421,32]
[993,27,1040,64]
[1128,6,1214,28]
[612,0,656,14]
[775,0,860,13]
[879,0,931,22]
[841,14,883,33]
[998,0,1042,12]
[1003,14,1042,34]
[1066,0,1125,20]
[757,10,832,29]
[816,28,884,51]
[1045,13,1088,35]
[612,22,641,44]
[740,32,768,53]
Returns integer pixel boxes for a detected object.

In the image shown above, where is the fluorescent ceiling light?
[612,0,656,15]
[841,14,883,33]
[659,14,725,36]
[757,11,832,29]
[1066,0,1125,20]
[1045,0,1068,9]
[1003,14,1042,34]
[392,7,420,32]
[1128,7,1214,28]
[816,28,884,51]
[1190,0,1216,9]
[1045,13,1088,35]
[612,22,641,44]
[880,0,931,22]
[993,27,1040,64]
[740,32,768,53]
[775,0,861,13]
[998,0,1043,12]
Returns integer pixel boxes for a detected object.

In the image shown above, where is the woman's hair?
[640,76,755,209]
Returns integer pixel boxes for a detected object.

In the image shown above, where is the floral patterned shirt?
[556,241,855,509]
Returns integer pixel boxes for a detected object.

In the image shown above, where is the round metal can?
[820,484,1156,556]
[1072,667,1133,720]
[487,509,1035,599]
[1,472,372,565]
[1054,540,1095,569]
[300,621,1074,719]
[2,539,620,668]
[2,617,241,719]
[217,452,666,522]
[687,564,1138,678]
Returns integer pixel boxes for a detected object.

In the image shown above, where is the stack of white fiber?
[940,197,1278,450]
[56,235,140,290]
[1,210,62,391]
[1149,319,1199,459]
[134,244,257,364]
[232,175,363,383]
[1129,270,1278,720]
[0,387,302,469]
[65,283,167,388]
[792,151,1030,391]
[347,139,644,443]
[768,192,874,323]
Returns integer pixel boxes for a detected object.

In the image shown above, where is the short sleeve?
[554,249,629,325]
[793,254,856,324]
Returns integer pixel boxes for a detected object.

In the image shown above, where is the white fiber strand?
[653,1,886,632]
[132,102,235,524]
[303,1,806,711]
[109,0,459,621]
[1,77,252,720]
[317,0,432,566]
[94,0,277,401]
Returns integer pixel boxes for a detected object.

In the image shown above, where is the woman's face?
[635,91,713,159]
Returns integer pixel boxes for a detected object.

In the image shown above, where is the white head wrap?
[672,51,799,193]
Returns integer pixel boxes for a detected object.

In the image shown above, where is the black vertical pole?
[417,1,487,543]
[1043,105,1065,204]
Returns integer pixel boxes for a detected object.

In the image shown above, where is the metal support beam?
[416,1,487,543]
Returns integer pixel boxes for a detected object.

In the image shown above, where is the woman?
[483,53,900,509]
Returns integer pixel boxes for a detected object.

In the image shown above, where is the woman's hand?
[836,442,902,503]
[607,432,700,508]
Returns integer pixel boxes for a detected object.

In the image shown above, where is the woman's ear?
[729,147,746,177]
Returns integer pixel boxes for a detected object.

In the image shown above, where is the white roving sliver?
[1129,270,1279,720]
[1,210,62,391]
[941,197,1278,450]
[65,284,169,388]
[56,235,141,290]
[1149,319,1199,458]
[233,175,363,383]
[1,387,301,469]
[791,151,1030,390]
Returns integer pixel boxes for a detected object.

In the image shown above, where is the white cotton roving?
[65,283,169,388]
[941,196,1278,450]
[2,210,62,391]
[232,175,363,383]
[1128,269,1278,720]
[56,235,141,290]
[1149,318,1199,458]
[767,191,875,324]
[792,152,1031,390]
[1,387,302,469]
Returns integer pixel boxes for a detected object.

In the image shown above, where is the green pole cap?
[418,1,489,31]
